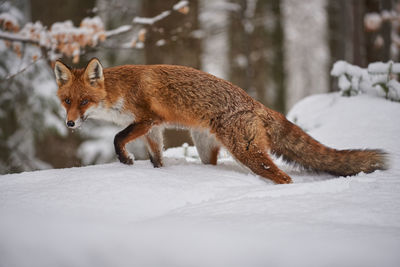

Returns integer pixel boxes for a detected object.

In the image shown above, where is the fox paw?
[149,154,163,168]
[118,153,134,165]
[276,174,292,184]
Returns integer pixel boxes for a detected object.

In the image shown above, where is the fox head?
[54,58,106,129]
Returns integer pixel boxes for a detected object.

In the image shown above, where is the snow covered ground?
[1,93,399,267]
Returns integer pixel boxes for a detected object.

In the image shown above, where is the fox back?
[55,58,387,184]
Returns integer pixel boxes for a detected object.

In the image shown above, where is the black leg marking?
[148,152,162,168]
[114,123,135,165]
[149,153,154,165]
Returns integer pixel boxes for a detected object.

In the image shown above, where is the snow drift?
[0,93,399,267]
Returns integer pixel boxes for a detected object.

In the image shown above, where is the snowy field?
[0,93,399,267]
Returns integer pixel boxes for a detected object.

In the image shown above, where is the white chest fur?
[85,98,135,126]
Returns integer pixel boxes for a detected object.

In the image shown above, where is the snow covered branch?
[0,0,190,73]
[0,31,39,44]
[118,0,189,49]
[133,11,172,25]
[331,60,400,101]
[364,9,400,56]
[105,25,132,38]
[131,0,188,25]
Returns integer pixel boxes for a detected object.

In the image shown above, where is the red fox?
[54,58,387,184]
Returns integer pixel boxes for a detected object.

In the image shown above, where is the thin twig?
[0,56,45,82]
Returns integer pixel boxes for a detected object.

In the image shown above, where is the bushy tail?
[267,113,388,176]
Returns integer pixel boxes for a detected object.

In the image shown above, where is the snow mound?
[1,93,400,267]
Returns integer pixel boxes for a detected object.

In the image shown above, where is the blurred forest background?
[0,0,398,174]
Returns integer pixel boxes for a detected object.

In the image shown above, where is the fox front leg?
[114,122,153,165]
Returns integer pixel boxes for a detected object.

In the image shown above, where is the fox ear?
[84,58,104,85]
[54,60,71,86]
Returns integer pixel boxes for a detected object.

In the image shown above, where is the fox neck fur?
[54,58,388,184]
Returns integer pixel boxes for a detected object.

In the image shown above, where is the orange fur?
[55,58,388,184]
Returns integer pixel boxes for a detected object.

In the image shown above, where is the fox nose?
[67,120,75,128]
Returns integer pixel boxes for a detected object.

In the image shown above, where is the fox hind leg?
[234,148,292,184]
[215,115,292,184]
[191,129,220,165]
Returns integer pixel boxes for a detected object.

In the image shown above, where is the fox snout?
[63,104,86,129]
[67,120,75,128]
[65,115,83,129]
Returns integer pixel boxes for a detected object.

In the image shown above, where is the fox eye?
[80,99,89,106]
[64,98,71,105]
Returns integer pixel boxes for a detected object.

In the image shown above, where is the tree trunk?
[143,0,201,148]
[283,0,329,109]
[228,0,285,112]
[327,0,366,91]
[365,0,392,63]
[29,0,96,169]
[352,0,366,67]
